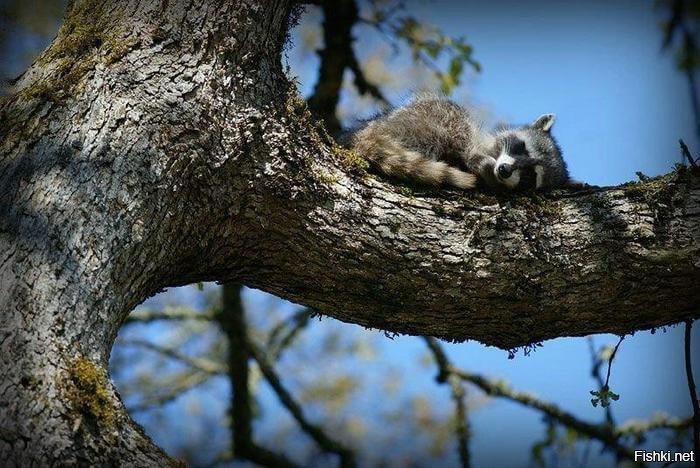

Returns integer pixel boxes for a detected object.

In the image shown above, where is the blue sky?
[2,1,697,466]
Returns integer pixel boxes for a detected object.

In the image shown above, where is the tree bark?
[0,0,698,464]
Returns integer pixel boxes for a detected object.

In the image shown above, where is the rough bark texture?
[0,0,698,464]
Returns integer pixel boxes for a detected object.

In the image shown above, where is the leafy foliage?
[358,1,480,96]
[392,16,480,94]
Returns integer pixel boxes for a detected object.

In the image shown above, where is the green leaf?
[455,42,473,55]
[424,42,441,59]
[438,72,456,94]
[449,57,463,79]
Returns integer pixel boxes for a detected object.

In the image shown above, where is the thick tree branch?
[234,159,700,349]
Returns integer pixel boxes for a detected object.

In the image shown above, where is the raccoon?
[349,97,569,191]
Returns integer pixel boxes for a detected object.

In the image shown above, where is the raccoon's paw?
[475,157,500,189]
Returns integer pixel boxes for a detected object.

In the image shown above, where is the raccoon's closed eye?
[511,139,527,155]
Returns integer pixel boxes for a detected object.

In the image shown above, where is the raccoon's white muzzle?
[494,154,520,188]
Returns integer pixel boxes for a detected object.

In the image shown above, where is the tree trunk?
[0,0,291,463]
[0,0,698,463]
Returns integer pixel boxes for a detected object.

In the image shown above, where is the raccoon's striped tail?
[354,133,477,189]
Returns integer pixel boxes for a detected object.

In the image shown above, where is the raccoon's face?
[493,114,561,191]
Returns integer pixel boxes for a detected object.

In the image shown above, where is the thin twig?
[684,320,699,465]
[615,415,692,438]
[267,308,314,360]
[448,374,471,468]
[122,307,214,324]
[347,51,388,105]
[680,139,698,167]
[587,337,616,427]
[118,338,225,374]
[603,336,624,390]
[450,366,640,464]
[659,0,700,144]
[685,70,700,146]
[127,371,211,413]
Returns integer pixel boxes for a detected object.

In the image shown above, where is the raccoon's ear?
[532,114,556,132]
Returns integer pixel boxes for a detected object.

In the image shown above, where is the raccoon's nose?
[497,163,513,179]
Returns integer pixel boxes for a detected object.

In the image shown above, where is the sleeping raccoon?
[348,97,570,191]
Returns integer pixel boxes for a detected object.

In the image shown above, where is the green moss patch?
[26,0,135,101]
[285,89,370,174]
[65,356,116,427]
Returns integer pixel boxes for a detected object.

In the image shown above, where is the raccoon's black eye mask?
[503,135,529,156]
[510,140,528,156]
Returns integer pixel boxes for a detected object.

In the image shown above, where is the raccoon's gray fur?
[349,97,569,191]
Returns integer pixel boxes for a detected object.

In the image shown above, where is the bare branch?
[248,340,357,468]
[126,371,212,413]
[684,320,700,460]
[346,52,388,105]
[448,373,471,468]
[680,139,698,167]
[215,283,299,468]
[421,337,472,467]
[307,0,387,134]
[267,308,314,360]
[122,307,214,325]
[306,0,359,134]
[118,338,225,375]
[423,337,640,464]
[657,0,700,145]
[615,414,693,439]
